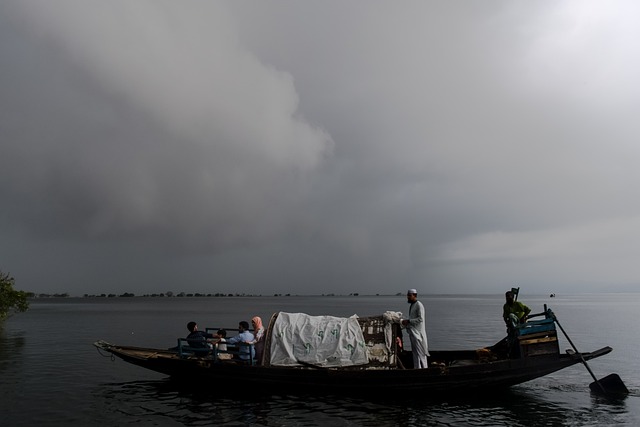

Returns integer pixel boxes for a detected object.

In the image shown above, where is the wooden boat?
[94,308,614,394]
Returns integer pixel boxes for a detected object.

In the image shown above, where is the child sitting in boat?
[215,329,232,360]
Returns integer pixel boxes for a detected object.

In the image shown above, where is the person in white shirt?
[401,289,430,369]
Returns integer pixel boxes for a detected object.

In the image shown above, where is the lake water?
[1,294,639,426]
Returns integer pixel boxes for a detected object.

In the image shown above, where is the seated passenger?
[226,321,255,362]
[215,329,232,360]
[186,321,215,349]
[250,316,265,364]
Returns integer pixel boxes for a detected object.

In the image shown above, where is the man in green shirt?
[502,290,531,327]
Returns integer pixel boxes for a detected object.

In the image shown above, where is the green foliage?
[0,270,29,321]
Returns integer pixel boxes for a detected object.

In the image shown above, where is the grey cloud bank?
[1,1,639,295]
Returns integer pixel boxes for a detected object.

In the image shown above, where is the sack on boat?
[269,312,369,368]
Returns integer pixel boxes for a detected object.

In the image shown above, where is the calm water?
[1,294,639,426]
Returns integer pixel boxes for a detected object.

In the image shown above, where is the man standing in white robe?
[401,289,429,369]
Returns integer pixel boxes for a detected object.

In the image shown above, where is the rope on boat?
[95,345,115,362]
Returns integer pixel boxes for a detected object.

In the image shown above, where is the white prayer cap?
[407,289,417,294]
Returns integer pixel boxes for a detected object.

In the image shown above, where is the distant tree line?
[1,269,377,310]
[78,292,267,298]
[32,292,371,298]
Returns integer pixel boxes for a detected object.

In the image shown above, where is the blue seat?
[177,338,212,358]
[516,317,557,336]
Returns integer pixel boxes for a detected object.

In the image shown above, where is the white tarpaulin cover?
[269,312,370,367]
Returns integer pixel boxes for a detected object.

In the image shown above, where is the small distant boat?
[94,307,620,395]
[550,293,556,298]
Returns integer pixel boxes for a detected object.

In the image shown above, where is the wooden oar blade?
[589,373,629,395]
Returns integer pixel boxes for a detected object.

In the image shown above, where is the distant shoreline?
[30,293,400,299]
[27,291,638,299]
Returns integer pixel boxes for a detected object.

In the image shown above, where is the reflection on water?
[0,328,26,417]
[0,327,25,375]
[94,378,633,427]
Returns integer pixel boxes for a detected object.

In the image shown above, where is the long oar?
[551,311,628,396]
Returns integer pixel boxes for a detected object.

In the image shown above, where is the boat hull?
[94,341,612,394]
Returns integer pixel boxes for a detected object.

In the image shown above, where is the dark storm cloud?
[2,1,640,294]
[1,2,331,248]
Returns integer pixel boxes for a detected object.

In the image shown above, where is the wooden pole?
[551,312,607,394]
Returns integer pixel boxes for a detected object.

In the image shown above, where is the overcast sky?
[2,1,639,295]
